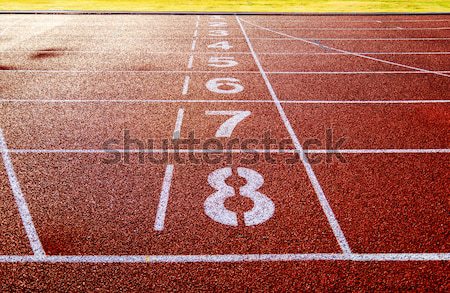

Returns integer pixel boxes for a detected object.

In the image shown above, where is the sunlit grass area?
[1,0,449,12]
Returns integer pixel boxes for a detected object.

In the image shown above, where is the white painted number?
[204,167,275,227]
[208,41,233,51]
[205,110,250,137]
[208,56,238,68]
[208,30,229,37]
[206,78,243,94]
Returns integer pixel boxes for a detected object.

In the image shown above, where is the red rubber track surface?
[0,13,449,291]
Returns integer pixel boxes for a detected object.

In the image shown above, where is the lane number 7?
[205,110,251,137]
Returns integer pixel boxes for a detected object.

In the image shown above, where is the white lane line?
[154,164,174,231]
[2,50,449,55]
[2,69,449,74]
[191,39,197,51]
[0,99,448,104]
[195,15,200,28]
[2,148,449,155]
[181,75,190,95]
[0,253,448,263]
[0,129,45,256]
[240,19,450,78]
[4,36,450,41]
[249,19,450,24]
[236,15,352,254]
[244,27,450,31]
[172,108,185,139]
[269,71,450,74]
[187,55,194,69]
[307,149,450,154]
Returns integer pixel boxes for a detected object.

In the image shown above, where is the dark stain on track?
[29,48,66,60]
[0,65,16,70]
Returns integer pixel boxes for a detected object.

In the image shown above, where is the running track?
[0,13,449,290]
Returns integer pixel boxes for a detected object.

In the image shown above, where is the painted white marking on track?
[236,15,352,254]
[191,39,197,51]
[0,99,448,104]
[154,164,174,231]
[0,128,45,256]
[187,55,194,69]
[172,108,185,139]
[240,19,450,78]
[3,69,449,74]
[182,75,190,95]
[0,148,449,154]
[0,253,448,263]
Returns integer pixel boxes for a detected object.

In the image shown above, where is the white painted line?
[154,164,174,231]
[236,15,352,254]
[172,108,185,139]
[251,19,450,24]
[240,19,450,78]
[182,75,190,95]
[307,149,450,154]
[5,36,450,41]
[0,99,448,104]
[2,50,449,55]
[1,98,449,104]
[2,69,450,74]
[0,253,448,263]
[2,148,449,155]
[191,39,197,51]
[269,71,450,75]
[187,55,194,69]
[0,129,45,256]
[281,100,450,104]
[245,27,450,31]
[3,148,291,154]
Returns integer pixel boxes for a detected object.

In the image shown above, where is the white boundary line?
[0,99,448,104]
[240,19,450,78]
[2,50,450,55]
[243,27,450,31]
[0,128,45,256]
[153,164,174,231]
[236,15,352,254]
[0,253,448,263]
[1,69,449,74]
[1,148,449,154]
[4,36,450,41]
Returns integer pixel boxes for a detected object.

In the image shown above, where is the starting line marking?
[236,15,352,254]
[240,19,450,78]
[0,253,448,263]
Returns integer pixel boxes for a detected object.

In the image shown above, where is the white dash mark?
[191,39,197,51]
[154,164,174,231]
[172,108,185,139]
[187,55,194,69]
[182,75,190,95]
